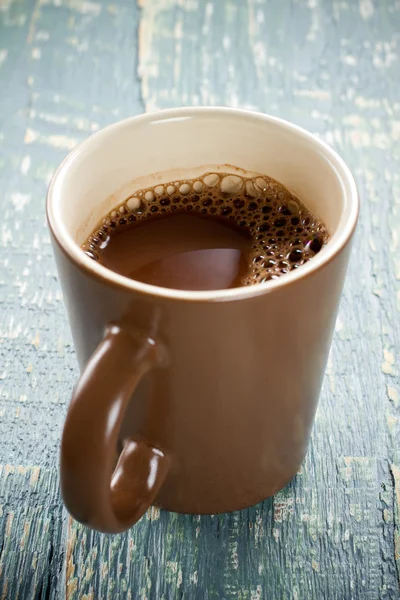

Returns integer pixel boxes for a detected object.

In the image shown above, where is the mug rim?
[47,107,359,303]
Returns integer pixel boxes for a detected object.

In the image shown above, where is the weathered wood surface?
[0,0,399,598]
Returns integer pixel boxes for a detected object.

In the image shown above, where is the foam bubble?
[203,173,219,187]
[220,175,243,194]
[288,200,299,215]
[307,237,323,253]
[145,191,154,202]
[179,183,191,194]
[255,178,267,191]
[245,181,259,197]
[193,180,203,192]
[84,249,99,261]
[84,171,329,285]
[126,196,141,212]
[288,248,303,262]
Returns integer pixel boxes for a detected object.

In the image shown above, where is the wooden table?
[0,0,399,598]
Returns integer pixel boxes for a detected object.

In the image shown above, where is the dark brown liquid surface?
[83,172,329,290]
[99,213,250,290]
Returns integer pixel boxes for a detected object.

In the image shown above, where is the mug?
[47,107,358,534]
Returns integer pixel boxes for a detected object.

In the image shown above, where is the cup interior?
[47,108,358,297]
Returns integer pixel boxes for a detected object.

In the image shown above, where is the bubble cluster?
[82,172,329,285]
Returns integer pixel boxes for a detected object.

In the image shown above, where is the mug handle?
[60,324,170,533]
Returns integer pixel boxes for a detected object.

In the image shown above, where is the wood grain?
[0,0,399,598]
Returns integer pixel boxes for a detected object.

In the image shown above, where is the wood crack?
[389,463,400,589]
[135,0,146,113]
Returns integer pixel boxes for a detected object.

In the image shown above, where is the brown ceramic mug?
[47,107,358,534]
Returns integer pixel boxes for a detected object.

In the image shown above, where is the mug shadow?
[67,477,301,598]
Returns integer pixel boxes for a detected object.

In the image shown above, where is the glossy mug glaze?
[47,108,358,533]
